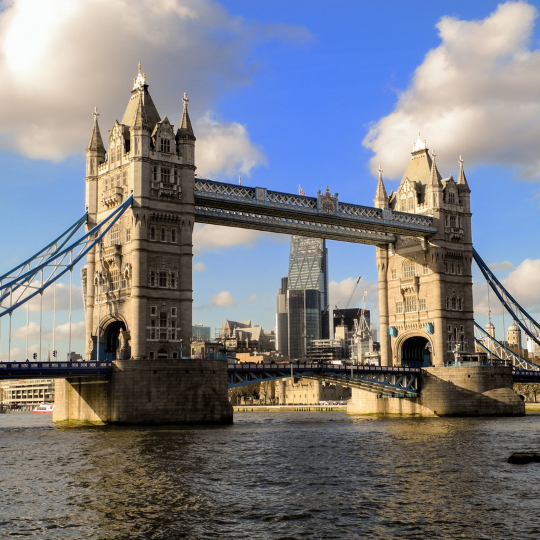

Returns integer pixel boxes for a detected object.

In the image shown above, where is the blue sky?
[1,0,540,358]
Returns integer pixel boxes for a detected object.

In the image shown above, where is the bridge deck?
[194,179,437,245]
[0,361,113,379]
[2,362,539,387]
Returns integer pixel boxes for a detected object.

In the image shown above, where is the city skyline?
[1,1,540,359]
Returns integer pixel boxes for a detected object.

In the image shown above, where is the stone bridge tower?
[375,135,474,368]
[55,67,232,425]
[84,65,195,361]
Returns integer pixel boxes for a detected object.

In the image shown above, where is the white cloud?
[474,258,540,316]
[26,282,84,312]
[329,277,379,314]
[211,290,236,307]
[489,261,514,271]
[0,0,309,161]
[193,223,279,252]
[363,2,540,180]
[195,113,267,179]
[193,261,207,272]
[0,347,24,361]
[248,294,258,302]
[13,320,85,341]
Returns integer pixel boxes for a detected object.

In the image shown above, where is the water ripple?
[2,413,540,538]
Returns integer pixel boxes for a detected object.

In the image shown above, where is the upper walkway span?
[3,360,540,389]
[194,178,437,245]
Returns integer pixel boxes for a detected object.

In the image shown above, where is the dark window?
[160,138,170,153]
[159,313,167,339]
[159,272,167,287]
[161,168,170,183]
[150,271,155,287]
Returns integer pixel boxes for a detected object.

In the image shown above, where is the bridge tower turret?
[378,134,474,367]
[83,65,195,362]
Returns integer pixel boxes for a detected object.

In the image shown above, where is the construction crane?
[352,290,374,363]
[334,276,362,327]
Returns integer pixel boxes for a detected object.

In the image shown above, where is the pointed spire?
[86,107,105,154]
[374,165,389,208]
[429,150,442,186]
[177,92,195,140]
[131,93,148,128]
[412,131,427,153]
[457,155,469,188]
[133,61,147,90]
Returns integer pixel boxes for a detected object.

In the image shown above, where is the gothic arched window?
[403,259,416,278]
[160,138,171,153]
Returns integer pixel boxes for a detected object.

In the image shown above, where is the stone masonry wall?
[348,366,524,417]
[54,358,233,424]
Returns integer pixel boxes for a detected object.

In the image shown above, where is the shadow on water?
[2,413,540,539]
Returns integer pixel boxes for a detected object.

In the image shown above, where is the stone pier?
[347,365,525,416]
[53,359,233,424]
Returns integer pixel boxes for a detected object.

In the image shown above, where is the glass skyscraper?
[285,236,329,359]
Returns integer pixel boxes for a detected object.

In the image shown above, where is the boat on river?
[33,403,54,414]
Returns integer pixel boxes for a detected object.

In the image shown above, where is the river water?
[2,412,540,539]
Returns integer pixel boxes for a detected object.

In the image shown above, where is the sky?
[1,0,540,359]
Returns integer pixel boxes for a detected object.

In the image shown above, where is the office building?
[277,236,329,360]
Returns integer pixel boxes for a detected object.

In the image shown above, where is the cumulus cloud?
[0,0,309,162]
[248,294,258,302]
[489,260,514,271]
[195,113,267,179]
[193,261,207,272]
[0,347,24,361]
[211,290,236,307]
[193,223,280,252]
[364,1,540,180]
[329,277,379,315]
[26,282,84,312]
[13,320,86,341]
[474,258,540,316]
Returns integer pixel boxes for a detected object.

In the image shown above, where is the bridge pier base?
[347,366,524,416]
[53,359,233,424]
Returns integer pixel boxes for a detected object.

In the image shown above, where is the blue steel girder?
[195,206,395,245]
[194,179,437,245]
[0,195,133,317]
[473,249,540,349]
[228,363,420,396]
[513,370,540,383]
[474,322,540,371]
[0,361,113,380]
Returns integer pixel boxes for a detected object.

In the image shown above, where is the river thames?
[2,412,540,539]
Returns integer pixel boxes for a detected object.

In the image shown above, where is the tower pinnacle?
[374,165,389,208]
[178,91,195,140]
[86,107,105,154]
[133,62,147,91]
[457,155,469,188]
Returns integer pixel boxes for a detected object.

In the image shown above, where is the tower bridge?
[0,67,533,422]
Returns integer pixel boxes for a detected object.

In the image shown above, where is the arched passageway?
[401,336,431,368]
[103,321,126,361]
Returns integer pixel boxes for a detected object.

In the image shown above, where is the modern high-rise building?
[276,236,329,360]
[276,277,289,356]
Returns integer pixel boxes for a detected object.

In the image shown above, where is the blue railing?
[0,361,113,379]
